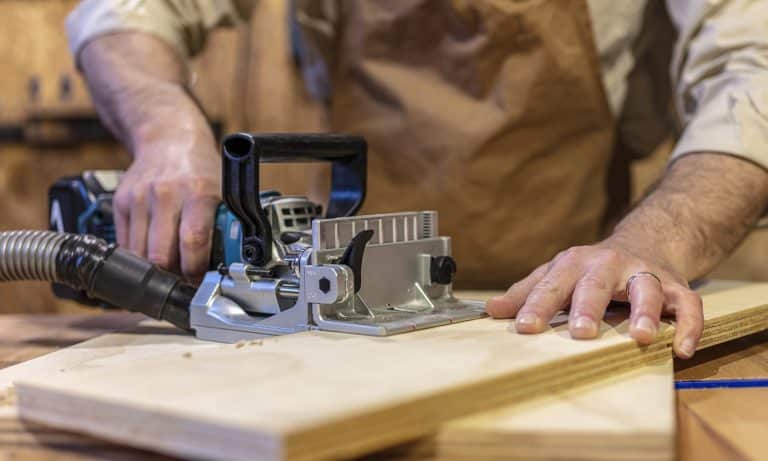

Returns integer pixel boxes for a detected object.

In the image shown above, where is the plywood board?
[0,342,678,461]
[429,291,676,461]
[13,283,768,461]
[0,303,676,461]
[0,319,676,461]
[437,359,675,461]
[366,359,676,461]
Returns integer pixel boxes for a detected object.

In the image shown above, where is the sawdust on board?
[235,339,264,349]
[0,387,17,407]
[181,339,264,359]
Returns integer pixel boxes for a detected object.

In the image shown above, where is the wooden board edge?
[14,300,768,461]
[16,383,282,461]
[260,302,768,459]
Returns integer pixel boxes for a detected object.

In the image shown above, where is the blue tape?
[675,378,768,389]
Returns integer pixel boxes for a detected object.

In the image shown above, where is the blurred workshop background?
[0,0,766,314]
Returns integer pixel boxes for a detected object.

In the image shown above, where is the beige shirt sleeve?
[668,0,768,169]
[66,0,255,62]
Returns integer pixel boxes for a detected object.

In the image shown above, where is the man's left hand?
[485,241,703,359]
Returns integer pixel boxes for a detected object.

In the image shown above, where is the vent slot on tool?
[313,211,439,251]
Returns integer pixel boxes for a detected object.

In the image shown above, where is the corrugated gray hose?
[0,231,74,282]
[0,230,194,331]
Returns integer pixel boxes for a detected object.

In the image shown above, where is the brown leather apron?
[294,0,615,288]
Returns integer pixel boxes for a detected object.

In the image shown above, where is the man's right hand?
[78,32,223,281]
[114,135,221,281]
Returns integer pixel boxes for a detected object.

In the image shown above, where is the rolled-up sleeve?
[66,0,253,63]
[668,0,768,169]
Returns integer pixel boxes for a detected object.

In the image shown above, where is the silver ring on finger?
[625,271,662,302]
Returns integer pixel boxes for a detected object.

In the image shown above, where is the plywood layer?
[0,319,676,461]
[438,359,675,461]
[13,282,768,461]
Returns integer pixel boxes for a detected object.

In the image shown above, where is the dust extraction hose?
[0,230,194,330]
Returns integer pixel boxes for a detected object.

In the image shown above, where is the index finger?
[179,196,218,281]
[486,264,548,318]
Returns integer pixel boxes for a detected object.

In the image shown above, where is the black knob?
[430,256,457,285]
[242,241,262,264]
[280,232,303,245]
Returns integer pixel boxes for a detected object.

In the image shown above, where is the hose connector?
[0,230,193,331]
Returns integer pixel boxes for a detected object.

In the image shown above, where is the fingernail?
[633,316,657,337]
[679,338,696,358]
[486,296,504,306]
[516,313,540,331]
[572,316,598,337]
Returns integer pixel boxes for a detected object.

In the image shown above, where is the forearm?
[608,153,768,280]
[78,31,221,278]
[79,32,214,155]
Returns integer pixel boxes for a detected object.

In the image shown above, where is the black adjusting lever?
[336,229,374,293]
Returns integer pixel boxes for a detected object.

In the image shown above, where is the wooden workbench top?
[0,313,766,460]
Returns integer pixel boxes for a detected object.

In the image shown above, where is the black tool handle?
[221,132,367,266]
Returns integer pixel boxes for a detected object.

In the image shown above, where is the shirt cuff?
[66,0,191,67]
[671,78,768,171]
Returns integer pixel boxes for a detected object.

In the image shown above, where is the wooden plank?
[0,417,175,461]
[365,361,676,461]
[676,397,747,461]
[0,314,675,461]
[0,321,676,461]
[11,282,768,461]
[437,359,675,461]
[0,313,144,368]
[423,291,676,461]
[0,301,677,461]
[675,330,768,381]
[677,389,768,461]
[0,314,192,461]
[673,325,768,461]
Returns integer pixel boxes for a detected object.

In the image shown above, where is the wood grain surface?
[11,283,768,461]
[438,360,675,461]
[0,340,678,461]
[0,313,168,460]
[1,294,679,461]
[1,306,767,460]
[675,329,768,461]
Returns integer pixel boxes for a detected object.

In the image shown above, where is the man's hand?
[114,136,220,280]
[486,242,702,358]
[79,32,221,280]
[487,153,768,359]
